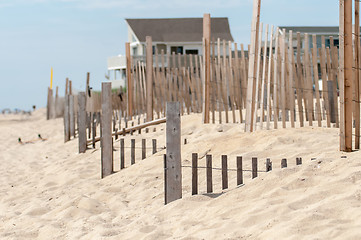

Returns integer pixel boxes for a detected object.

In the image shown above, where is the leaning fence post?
[192,153,198,195]
[222,155,228,190]
[92,112,96,149]
[78,92,87,153]
[237,156,243,185]
[101,82,113,178]
[252,157,258,179]
[164,102,182,205]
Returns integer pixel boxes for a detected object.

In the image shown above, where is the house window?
[171,46,183,55]
[132,47,137,55]
[185,49,198,55]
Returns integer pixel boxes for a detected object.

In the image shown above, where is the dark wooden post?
[281,158,287,168]
[222,155,228,190]
[296,157,302,165]
[266,158,272,172]
[131,139,135,165]
[101,82,113,178]
[192,153,198,195]
[120,138,125,169]
[78,92,87,153]
[252,157,258,179]
[152,139,157,154]
[206,154,213,193]
[165,102,182,204]
[142,139,146,160]
[237,156,243,185]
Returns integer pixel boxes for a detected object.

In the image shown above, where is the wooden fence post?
[126,43,133,118]
[222,155,228,190]
[152,139,157,154]
[78,92,87,153]
[142,139,146,160]
[327,80,336,123]
[252,157,258,179]
[245,0,261,132]
[101,82,113,178]
[120,138,125,169]
[131,139,135,165]
[203,13,211,124]
[92,112,96,148]
[64,94,70,142]
[69,94,75,138]
[165,102,182,204]
[281,158,287,168]
[206,154,213,193]
[296,157,302,165]
[192,153,198,195]
[146,36,154,122]
[266,158,272,172]
[237,156,243,185]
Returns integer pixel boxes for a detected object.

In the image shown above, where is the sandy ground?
[1,109,361,239]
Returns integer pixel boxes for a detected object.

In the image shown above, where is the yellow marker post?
[50,67,53,89]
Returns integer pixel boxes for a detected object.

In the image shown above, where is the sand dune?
[1,109,361,239]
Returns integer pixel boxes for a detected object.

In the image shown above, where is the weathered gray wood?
[78,92,87,153]
[281,158,287,168]
[164,154,167,204]
[296,157,302,165]
[64,94,70,142]
[152,139,157,154]
[131,139,135,165]
[165,102,182,204]
[120,138,125,169]
[142,139,146,160]
[237,156,243,185]
[327,80,336,123]
[266,158,272,172]
[222,155,228,190]
[126,43,133,117]
[69,95,75,138]
[101,82,113,178]
[252,157,258,179]
[192,153,198,195]
[206,154,213,193]
[146,36,154,122]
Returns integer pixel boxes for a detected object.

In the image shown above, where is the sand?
[1,109,361,239]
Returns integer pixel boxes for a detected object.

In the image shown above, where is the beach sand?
[1,109,361,239]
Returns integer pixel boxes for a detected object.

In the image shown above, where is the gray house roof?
[126,18,234,43]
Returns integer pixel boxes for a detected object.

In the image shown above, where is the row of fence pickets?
[182,154,304,196]
[49,28,343,133]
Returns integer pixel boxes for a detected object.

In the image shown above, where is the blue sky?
[0,0,339,110]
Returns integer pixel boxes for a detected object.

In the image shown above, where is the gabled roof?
[126,18,234,43]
